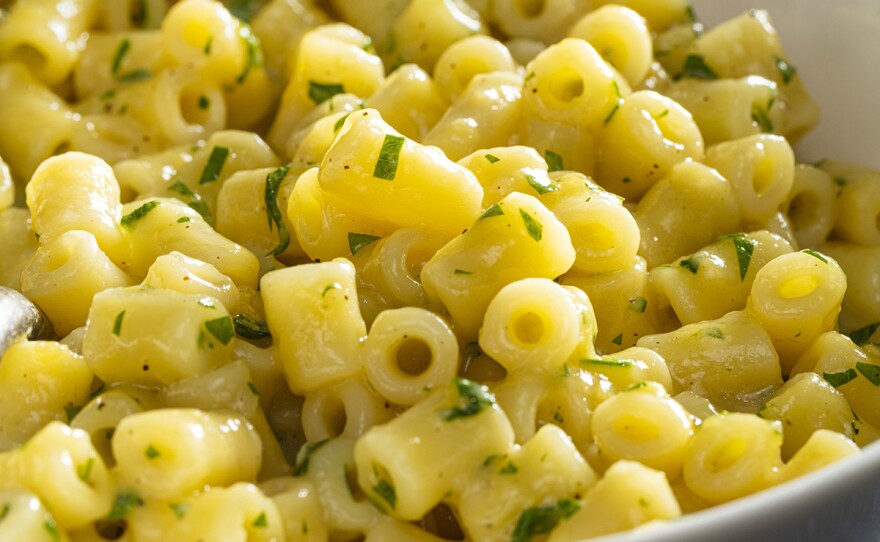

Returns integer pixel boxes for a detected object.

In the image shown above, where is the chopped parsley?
[372,478,396,510]
[823,368,858,388]
[686,0,697,21]
[679,257,700,274]
[628,296,647,313]
[581,358,632,368]
[438,378,495,421]
[247,382,260,396]
[500,462,518,475]
[717,233,755,281]
[553,410,564,423]
[525,173,559,195]
[120,201,159,230]
[802,249,828,263]
[308,81,345,105]
[293,439,329,476]
[485,153,501,164]
[145,445,160,459]
[167,180,197,198]
[77,457,95,483]
[348,232,381,255]
[188,200,213,223]
[198,146,230,184]
[855,362,880,386]
[322,283,342,297]
[624,381,648,392]
[704,327,725,340]
[264,165,291,256]
[252,512,268,528]
[64,404,82,422]
[204,316,235,345]
[511,499,581,542]
[848,322,879,346]
[372,134,405,181]
[44,519,60,541]
[106,491,144,521]
[176,217,190,223]
[544,150,564,172]
[834,176,847,187]
[0,503,8,521]
[131,0,148,27]
[519,209,543,242]
[236,25,263,84]
[604,80,622,124]
[111,39,151,82]
[169,502,189,519]
[198,95,210,109]
[112,310,125,336]
[676,54,718,81]
[453,269,473,275]
[334,112,351,132]
[479,203,504,220]
[774,55,797,84]
[204,36,213,55]
[611,333,623,345]
[99,89,117,101]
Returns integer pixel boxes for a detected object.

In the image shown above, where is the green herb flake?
[131,0,148,27]
[774,55,797,84]
[198,146,230,185]
[823,368,858,388]
[77,457,95,483]
[677,54,718,81]
[348,232,381,255]
[322,282,342,297]
[717,233,755,281]
[511,499,581,542]
[628,296,647,313]
[604,80,623,125]
[500,462,518,475]
[167,180,196,198]
[204,36,213,55]
[106,491,144,521]
[187,201,213,223]
[656,109,670,119]
[438,378,495,421]
[485,153,501,164]
[611,333,623,345]
[120,201,160,230]
[525,173,559,195]
[855,362,880,386]
[308,81,346,105]
[479,203,504,220]
[581,358,632,368]
[453,269,473,275]
[686,1,697,21]
[544,150,564,172]
[169,502,189,520]
[204,316,235,346]
[849,322,880,346]
[145,445,160,459]
[704,327,725,340]
[373,478,397,510]
[44,519,60,541]
[236,25,264,84]
[113,310,126,336]
[834,176,847,187]
[752,105,773,133]
[802,249,829,263]
[334,112,351,132]
[64,404,82,423]
[679,257,700,274]
[519,209,543,242]
[639,497,650,507]
[293,439,329,477]
[229,0,259,22]
[553,410,564,423]
[247,382,260,396]
[111,39,132,76]
[372,134,405,181]
[264,165,291,256]
[0,503,8,521]
[525,71,536,82]
[624,381,648,392]
[176,216,190,223]
[198,95,210,109]
[252,512,268,528]
[99,89,117,101]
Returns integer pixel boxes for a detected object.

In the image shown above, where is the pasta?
[0,1,877,541]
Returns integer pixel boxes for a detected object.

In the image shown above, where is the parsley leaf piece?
[525,173,559,195]
[334,112,351,132]
[121,201,160,230]
[373,134,405,180]
[679,257,700,274]
[752,105,773,133]
[308,81,345,105]
[112,310,125,336]
[628,296,647,313]
[849,322,880,346]
[198,146,230,185]
[247,382,260,396]
[229,0,259,22]
[348,232,381,255]
[77,457,95,483]
[187,201,213,223]
[198,95,210,109]
[176,217,190,223]
[511,499,581,542]
[479,203,504,220]
[44,519,60,541]
[802,249,828,263]
[233,313,270,341]
[321,283,342,297]
[236,25,263,84]
[485,153,501,164]
[581,358,632,368]
[544,150,564,172]
[293,440,330,477]
[704,327,725,340]
[677,54,718,81]
[106,492,144,521]
[64,404,82,423]
[500,462,518,475]
[253,512,268,528]
[624,381,648,392]
[856,362,880,386]
[438,378,495,421]
[111,39,132,76]
[774,55,797,84]
[0,503,8,521]
[116,69,151,83]
[264,165,291,256]
[204,316,235,346]
[453,269,473,275]
[373,478,397,509]
[519,209,543,242]
[823,368,858,388]
[604,80,623,124]
[169,502,189,519]
[167,180,197,198]
[145,445,160,459]
[611,333,623,345]
[717,233,755,281]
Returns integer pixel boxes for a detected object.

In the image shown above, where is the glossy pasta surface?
[0,1,878,541]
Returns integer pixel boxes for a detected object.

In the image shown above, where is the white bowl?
[597,2,880,540]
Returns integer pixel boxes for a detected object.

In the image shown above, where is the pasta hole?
[753,158,775,195]
[572,221,616,254]
[94,520,127,540]
[395,337,432,376]
[10,44,46,72]
[612,414,659,442]
[777,273,819,299]
[707,438,747,473]
[344,463,368,502]
[54,141,71,155]
[178,86,212,128]
[319,395,347,439]
[419,504,466,540]
[513,0,545,17]
[548,68,584,103]
[513,311,544,345]
[786,191,819,231]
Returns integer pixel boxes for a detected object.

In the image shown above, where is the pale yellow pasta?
[591,0,690,32]
[160,361,260,417]
[0,153,12,211]
[817,242,880,333]
[389,0,484,72]
[522,38,624,128]
[433,35,517,100]
[113,408,262,500]
[67,112,162,168]
[421,191,576,339]
[0,340,92,451]
[261,258,366,394]
[0,489,69,542]
[259,476,329,542]
[638,311,783,412]
[422,71,524,161]
[596,90,704,200]
[366,519,448,542]
[782,164,838,248]
[577,347,673,394]
[746,250,847,371]
[682,413,783,504]
[649,230,793,327]
[301,376,394,441]
[96,0,168,31]
[817,162,880,247]
[0,209,36,291]
[72,31,164,101]
[330,0,406,46]
[548,460,682,541]
[673,390,718,423]
[142,251,241,313]
[492,0,590,43]
[568,5,652,87]
[69,386,158,466]
[778,429,860,483]
[458,145,549,208]
[591,382,694,477]
[0,422,114,530]
[148,66,231,145]
[364,307,459,405]
[354,379,514,520]
[757,372,854,461]
[0,0,97,86]
[83,285,235,385]
[363,64,448,143]
[251,0,330,82]
[512,117,598,175]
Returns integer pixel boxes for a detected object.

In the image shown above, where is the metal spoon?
[0,286,54,356]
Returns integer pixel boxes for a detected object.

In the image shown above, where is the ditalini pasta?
[0,1,877,541]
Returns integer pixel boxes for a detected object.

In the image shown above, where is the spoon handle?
[0,286,54,356]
